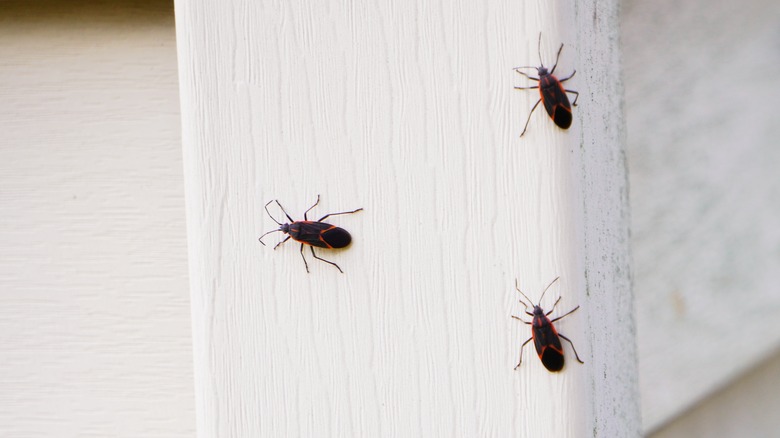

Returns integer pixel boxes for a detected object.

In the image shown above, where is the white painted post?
[175,0,639,436]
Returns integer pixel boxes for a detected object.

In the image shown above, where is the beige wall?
[0,1,194,436]
[651,350,780,437]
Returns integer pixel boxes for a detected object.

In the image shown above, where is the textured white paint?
[176,0,637,436]
[623,0,780,431]
[0,2,194,437]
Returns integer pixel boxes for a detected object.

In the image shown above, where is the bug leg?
[550,305,580,323]
[559,334,584,364]
[303,195,321,220]
[299,243,310,273]
[310,246,343,273]
[520,98,542,137]
[514,85,539,91]
[272,235,291,250]
[317,207,363,222]
[559,70,576,82]
[511,315,532,325]
[565,89,579,106]
[515,337,533,369]
[513,69,539,82]
[545,296,563,316]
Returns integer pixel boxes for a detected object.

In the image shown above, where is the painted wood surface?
[3,0,779,435]
[622,0,780,431]
[175,0,637,436]
[0,2,194,437]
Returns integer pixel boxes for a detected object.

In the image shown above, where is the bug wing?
[294,221,336,248]
[540,346,565,372]
[533,322,566,372]
[294,221,352,249]
[542,83,573,129]
[320,226,352,248]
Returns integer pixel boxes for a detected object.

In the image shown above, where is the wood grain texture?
[623,0,780,431]
[176,0,637,436]
[0,2,194,437]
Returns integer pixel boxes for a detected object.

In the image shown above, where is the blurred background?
[623,0,780,435]
[1,0,778,436]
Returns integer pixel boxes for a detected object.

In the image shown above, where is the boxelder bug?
[514,33,579,137]
[511,277,584,372]
[258,195,362,273]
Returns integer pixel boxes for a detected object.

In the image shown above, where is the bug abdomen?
[540,347,565,372]
[533,318,566,372]
[319,226,352,248]
[539,76,573,129]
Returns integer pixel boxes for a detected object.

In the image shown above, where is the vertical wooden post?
[175,0,639,436]
[573,1,641,436]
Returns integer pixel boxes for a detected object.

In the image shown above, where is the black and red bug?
[511,277,584,372]
[514,33,579,136]
[258,195,362,273]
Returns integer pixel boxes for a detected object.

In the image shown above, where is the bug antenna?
[537,32,543,66]
[264,200,283,226]
[514,279,535,309]
[538,276,560,304]
[257,228,280,246]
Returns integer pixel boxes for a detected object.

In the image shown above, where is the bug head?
[515,277,561,313]
[258,199,293,245]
